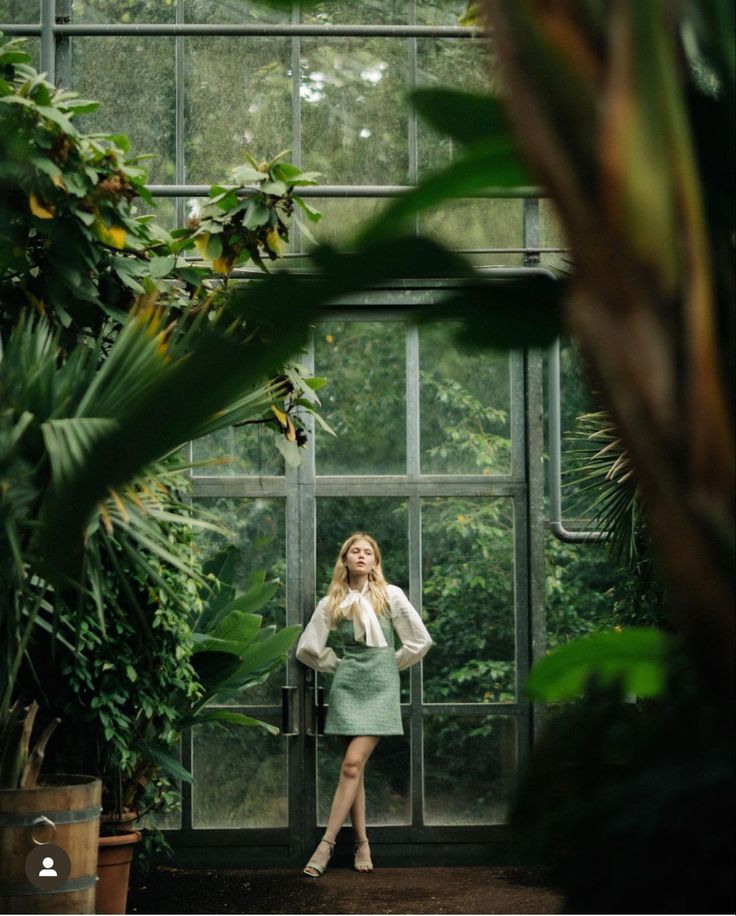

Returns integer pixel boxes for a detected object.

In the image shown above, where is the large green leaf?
[212,610,263,648]
[211,581,279,625]
[419,274,566,350]
[145,743,194,784]
[357,138,534,244]
[37,290,321,579]
[525,628,675,702]
[190,650,244,695]
[183,709,279,735]
[410,87,515,146]
[219,624,301,690]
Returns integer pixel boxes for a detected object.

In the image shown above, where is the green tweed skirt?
[324,612,403,736]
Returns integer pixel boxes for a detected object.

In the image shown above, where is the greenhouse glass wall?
[1,0,575,867]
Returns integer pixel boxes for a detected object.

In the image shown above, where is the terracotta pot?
[96,831,140,915]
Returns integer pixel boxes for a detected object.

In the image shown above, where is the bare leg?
[351,769,373,871]
[304,735,379,874]
[351,768,367,839]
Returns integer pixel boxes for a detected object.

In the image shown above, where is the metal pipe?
[1,22,487,38]
[547,338,609,542]
[146,183,545,199]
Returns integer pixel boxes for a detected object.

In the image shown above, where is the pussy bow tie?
[339,589,388,647]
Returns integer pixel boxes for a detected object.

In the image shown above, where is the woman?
[295,532,433,877]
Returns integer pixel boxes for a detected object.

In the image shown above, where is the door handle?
[305,685,325,736]
[281,686,298,736]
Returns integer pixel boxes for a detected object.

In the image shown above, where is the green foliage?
[0,35,321,347]
[30,535,298,831]
[173,151,321,277]
[0,36,154,339]
[526,628,675,703]
[512,653,735,914]
[417,274,565,350]
[356,86,532,244]
[0,36,327,793]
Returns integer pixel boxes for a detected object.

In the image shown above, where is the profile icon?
[39,856,58,877]
[25,843,71,890]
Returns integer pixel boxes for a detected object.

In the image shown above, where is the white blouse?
[295,584,433,674]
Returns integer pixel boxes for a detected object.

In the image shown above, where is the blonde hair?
[325,532,390,625]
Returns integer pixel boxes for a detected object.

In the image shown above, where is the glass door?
[174,281,544,868]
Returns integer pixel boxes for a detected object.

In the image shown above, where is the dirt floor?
[128,865,562,915]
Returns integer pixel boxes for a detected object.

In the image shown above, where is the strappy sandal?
[303,836,335,877]
[354,838,373,872]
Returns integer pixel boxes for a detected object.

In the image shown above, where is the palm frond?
[563,410,642,565]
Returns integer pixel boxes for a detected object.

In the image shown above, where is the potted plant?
[24,531,300,915]
[0,34,325,913]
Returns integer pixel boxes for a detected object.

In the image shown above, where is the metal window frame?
[176,278,546,865]
[2,1,560,865]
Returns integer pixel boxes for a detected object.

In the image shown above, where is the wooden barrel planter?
[0,775,101,915]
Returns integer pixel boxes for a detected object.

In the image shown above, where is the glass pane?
[314,321,406,475]
[0,0,38,21]
[423,715,516,825]
[316,497,409,595]
[554,338,601,519]
[300,38,409,185]
[185,0,289,24]
[300,197,386,251]
[303,0,407,25]
[184,37,292,184]
[540,197,565,249]
[192,424,284,477]
[72,0,175,21]
[420,322,511,475]
[419,199,524,262]
[416,37,497,178]
[317,733,410,825]
[316,497,410,701]
[415,0,473,26]
[142,195,176,232]
[70,37,175,184]
[544,532,621,650]
[193,497,286,705]
[422,497,516,703]
[192,716,287,827]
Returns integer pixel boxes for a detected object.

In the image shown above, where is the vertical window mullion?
[408,0,418,236]
[175,0,185,229]
[290,2,302,255]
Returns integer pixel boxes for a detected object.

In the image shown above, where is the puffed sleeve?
[295,598,342,674]
[388,586,433,671]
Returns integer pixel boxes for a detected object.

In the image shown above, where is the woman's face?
[344,539,377,581]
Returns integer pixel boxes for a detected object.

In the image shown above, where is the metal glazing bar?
[55,0,71,88]
[289,5,302,253]
[275,247,568,257]
[522,198,541,266]
[44,23,487,37]
[510,350,525,481]
[0,22,485,37]
[547,338,610,542]
[40,0,55,84]
[421,703,521,715]
[146,183,545,198]
[408,0,419,238]
[175,0,186,229]
[406,318,424,827]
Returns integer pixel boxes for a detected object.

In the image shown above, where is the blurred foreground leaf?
[526,627,676,702]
